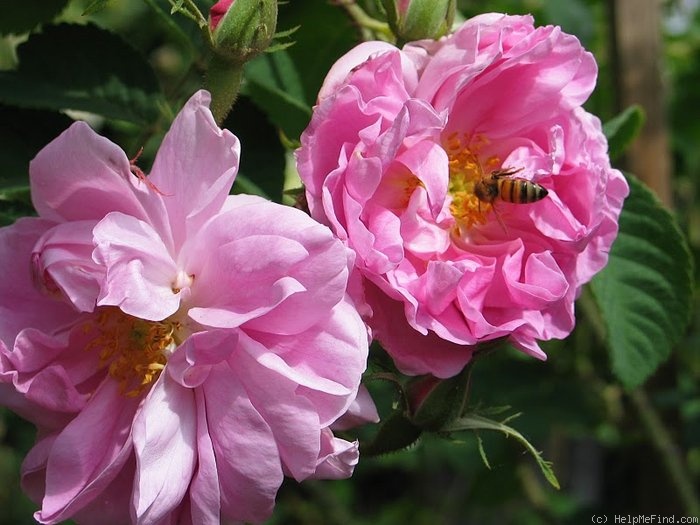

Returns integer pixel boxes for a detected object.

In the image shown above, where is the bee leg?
[491,204,508,235]
[129,147,170,196]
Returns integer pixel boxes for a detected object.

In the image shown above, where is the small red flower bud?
[209,0,235,31]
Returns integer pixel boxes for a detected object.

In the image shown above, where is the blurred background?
[1,1,698,523]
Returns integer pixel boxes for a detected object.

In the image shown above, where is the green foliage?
[362,411,423,457]
[407,365,471,431]
[0,0,69,36]
[0,105,73,187]
[591,173,694,388]
[603,105,646,160]
[0,0,698,522]
[82,0,112,15]
[0,23,165,124]
[242,0,360,141]
[541,0,595,47]
[243,50,312,140]
[224,97,286,202]
[443,412,560,489]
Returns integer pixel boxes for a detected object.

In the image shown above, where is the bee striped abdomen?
[498,177,548,204]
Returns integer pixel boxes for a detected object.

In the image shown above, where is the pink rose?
[0,91,369,524]
[297,14,628,378]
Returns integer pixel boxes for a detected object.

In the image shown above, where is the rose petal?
[38,380,138,523]
[93,212,180,321]
[148,90,240,249]
[30,121,148,223]
[203,366,281,524]
[132,375,197,525]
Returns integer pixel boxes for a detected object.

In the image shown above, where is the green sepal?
[361,410,422,457]
[211,0,278,64]
[407,365,471,431]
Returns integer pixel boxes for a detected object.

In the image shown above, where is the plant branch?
[580,285,699,514]
[168,0,213,47]
[628,388,700,515]
[334,0,393,41]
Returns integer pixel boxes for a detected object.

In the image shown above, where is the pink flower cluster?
[297,13,628,377]
[0,91,372,524]
[0,12,627,525]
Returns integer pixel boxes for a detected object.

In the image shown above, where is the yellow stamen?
[444,132,500,231]
[378,163,424,209]
[84,308,182,397]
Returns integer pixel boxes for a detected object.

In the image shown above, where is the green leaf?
[0,186,34,226]
[242,0,360,140]
[590,174,694,388]
[475,433,492,470]
[243,49,312,141]
[277,1,359,107]
[0,0,69,36]
[443,413,560,489]
[603,105,646,161]
[0,23,166,124]
[541,0,595,47]
[82,0,113,16]
[0,186,31,205]
[224,97,285,202]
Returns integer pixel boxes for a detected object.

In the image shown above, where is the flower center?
[444,132,501,231]
[84,308,184,397]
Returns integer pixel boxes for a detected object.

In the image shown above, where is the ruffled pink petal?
[364,280,473,378]
[2,323,102,422]
[30,121,148,223]
[92,212,180,321]
[186,197,349,335]
[235,332,321,481]
[32,220,103,312]
[202,366,282,524]
[132,374,197,525]
[331,385,380,431]
[37,379,139,524]
[187,387,221,525]
[309,428,359,480]
[20,432,55,506]
[147,90,241,249]
[245,298,369,426]
[70,456,136,525]
[318,41,399,102]
[442,28,596,139]
[187,235,310,329]
[0,218,77,344]
[167,329,238,388]
[503,250,569,309]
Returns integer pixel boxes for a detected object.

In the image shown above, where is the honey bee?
[474,167,548,206]
[473,167,548,232]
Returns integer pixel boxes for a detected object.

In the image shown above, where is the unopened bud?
[209,0,277,64]
[382,0,455,43]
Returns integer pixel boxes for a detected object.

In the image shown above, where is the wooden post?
[613,0,673,207]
